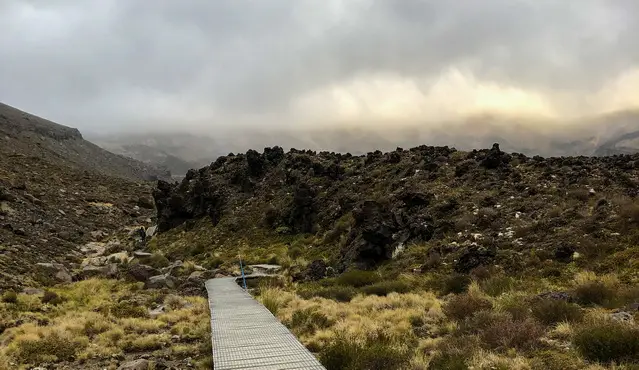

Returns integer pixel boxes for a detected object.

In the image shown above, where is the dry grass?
[0,279,211,368]
[260,287,443,365]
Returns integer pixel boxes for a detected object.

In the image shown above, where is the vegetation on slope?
[149,143,639,369]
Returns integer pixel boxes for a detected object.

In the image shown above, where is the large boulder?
[304,260,328,281]
[77,264,118,280]
[342,201,397,267]
[126,264,160,282]
[145,274,176,289]
[35,263,72,285]
[117,359,150,370]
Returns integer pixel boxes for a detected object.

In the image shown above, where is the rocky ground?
[0,103,213,369]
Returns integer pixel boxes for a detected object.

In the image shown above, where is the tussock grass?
[0,279,211,368]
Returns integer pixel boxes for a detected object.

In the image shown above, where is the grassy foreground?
[0,279,212,370]
[257,269,639,370]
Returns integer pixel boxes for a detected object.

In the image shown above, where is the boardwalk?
[205,278,326,370]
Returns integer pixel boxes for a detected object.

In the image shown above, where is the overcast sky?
[1,0,638,133]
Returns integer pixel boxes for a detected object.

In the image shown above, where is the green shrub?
[361,280,411,296]
[298,286,357,302]
[288,245,303,259]
[319,330,411,370]
[441,274,471,295]
[480,275,514,297]
[147,253,170,269]
[531,299,582,325]
[573,281,616,306]
[1,290,18,304]
[530,350,584,370]
[428,335,478,370]
[443,293,493,321]
[428,353,469,370]
[41,290,64,305]
[573,319,639,363]
[288,307,333,335]
[9,329,88,364]
[463,311,544,351]
[335,270,380,287]
[110,301,148,319]
[261,293,282,316]
[497,296,531,321]
[205,256,224,269]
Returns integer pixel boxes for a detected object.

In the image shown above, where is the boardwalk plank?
[206,278,326,370]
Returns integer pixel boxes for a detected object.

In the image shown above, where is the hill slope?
[0,103,171,181]
[0,103,168,288]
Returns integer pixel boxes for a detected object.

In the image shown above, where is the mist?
[1,0,639,142]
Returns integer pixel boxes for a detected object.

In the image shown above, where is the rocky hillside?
[0,103,171,181]
[0,103,214,369]
[0,102,170,289]
[147,142,639,369]
[151,143,639,281]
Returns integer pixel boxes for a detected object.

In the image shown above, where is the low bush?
[122,334,168,352]
[308,286,357,302]
[572,319,639,363]
[1,290,17,304]
[480,275,514,297]
[319,330,411,370]
[463,311,544,351]
[147,253,171,269]
[335,270,380,288]
[7,326,89,364]
[361,280,411,296]
[41,290,64,305]
[110,301,148,319]
[443,293,493,321]
[531,299,582,325]
[441,274,471,295]
[288,307,333,335]
[428,353,469,370]
[529,350,584,370]
[260,289,285,315]
[496,295,531,321]
[288,245,303,259]
[573,280,616,306]
[428,335,479,370]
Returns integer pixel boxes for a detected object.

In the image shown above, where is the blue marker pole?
[239,254,247,290]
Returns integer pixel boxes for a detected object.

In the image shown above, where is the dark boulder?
[554,245,575,263]
[286,183,316,233]
[454,245,497,273]
[480,143,511,169]
[342,201,397,267]
[126,264,160,283]
[305,260,328,281]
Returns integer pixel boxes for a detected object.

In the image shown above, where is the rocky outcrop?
[150,142,639,273]
[35,263,73,285]
[145,274,176,289]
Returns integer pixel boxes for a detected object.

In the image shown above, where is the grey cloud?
[0,0,638,131]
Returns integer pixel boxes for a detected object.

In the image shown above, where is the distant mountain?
[0,102,171,181]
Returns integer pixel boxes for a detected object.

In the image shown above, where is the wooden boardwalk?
[205,278,326,370]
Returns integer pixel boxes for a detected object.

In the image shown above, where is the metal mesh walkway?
[205,278,326,370]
